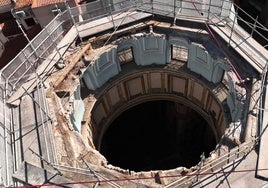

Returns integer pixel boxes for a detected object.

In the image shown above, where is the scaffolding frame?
[0,0,267,186]
[0,0,267,96]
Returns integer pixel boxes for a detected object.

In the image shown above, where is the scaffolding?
[0,0,267,96]
[0,0,267,186]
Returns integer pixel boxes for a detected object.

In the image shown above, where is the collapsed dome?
[76,33,243,174]
[100,100,216,171]
[87,67,227,172]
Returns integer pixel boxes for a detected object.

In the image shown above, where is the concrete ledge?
[77,11,152,38]
[209,19,267,74]
[13,162,87,187]
[6,27,78,106]
[256,87,268,179]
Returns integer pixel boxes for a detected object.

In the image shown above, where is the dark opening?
[24,18,36,27]
[100,100,217,172]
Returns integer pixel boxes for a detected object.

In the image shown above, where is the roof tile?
[1,19,21,36]
[31,0,66,8]
[0,0,12,7]
[14,0,33,9]
[0,12,13,23]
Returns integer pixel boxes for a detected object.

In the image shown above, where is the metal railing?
[164,65,267,187]
[138,0,232,22]
[1,0,267,97]
[164,140,256,188]
[208,3,268,72]
[0,0,267,186]
[0,11,72,96]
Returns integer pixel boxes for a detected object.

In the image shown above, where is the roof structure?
[14,0,33,9]
[0,20,21,36]
[0,0,268,187]
[0,12,13,23]
[0,0,12,7]
[12,0,74,9]
[0,7,21,40]
[31,0,66,8]
[0,23,41,67]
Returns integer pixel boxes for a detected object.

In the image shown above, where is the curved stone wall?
[64,34,245,151]
[90,68,227,150]
[73,34,247,154]
[81,34,226,91]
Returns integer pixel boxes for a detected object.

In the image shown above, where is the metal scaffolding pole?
[228,7,238,47]
[11,9,40,59]
[251,16,258,37]
[65,1,82,42]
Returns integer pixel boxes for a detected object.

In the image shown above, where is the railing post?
[22,50,36,70]
[219,0,224,18]
[173,0,183,25]
[0,82,7,187]
[173,0,176,22]
[44,27,64,62]
[207,0,212,21]
[173,0,176,25]
[65,1,82,42]
[151,0,154,15]
[251,16,258,37]
[228,7,237,47]
[228,0,233,19]
[109,3,116,30]
[11,9,40,60]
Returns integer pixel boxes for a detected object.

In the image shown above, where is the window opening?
[24,17,36,27]
[171,44,188,62]
[117,47,134,65]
